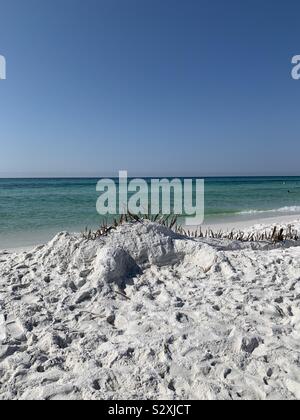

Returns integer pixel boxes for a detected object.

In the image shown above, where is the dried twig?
[82,216,299,244]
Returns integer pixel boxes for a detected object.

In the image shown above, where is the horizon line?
[1,174,300,179]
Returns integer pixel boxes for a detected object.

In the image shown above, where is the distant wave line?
[237,206,300,215]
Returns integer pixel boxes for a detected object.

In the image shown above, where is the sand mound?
[0,221,300,400]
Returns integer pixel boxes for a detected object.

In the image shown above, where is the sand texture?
[0,221,300,400]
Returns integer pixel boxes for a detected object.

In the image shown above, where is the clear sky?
[0,0,300,177]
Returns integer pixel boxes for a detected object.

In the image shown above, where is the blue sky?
[0,0,299,177]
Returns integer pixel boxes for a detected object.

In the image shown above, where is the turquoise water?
[1,177,300,248]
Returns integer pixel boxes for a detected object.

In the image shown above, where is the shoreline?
[2,213,300,254]
[201,213,300,232]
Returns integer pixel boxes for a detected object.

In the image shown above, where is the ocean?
[1,176,300,248]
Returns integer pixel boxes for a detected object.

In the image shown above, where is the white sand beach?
[1,218,300,400]
[203,214,300,233]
